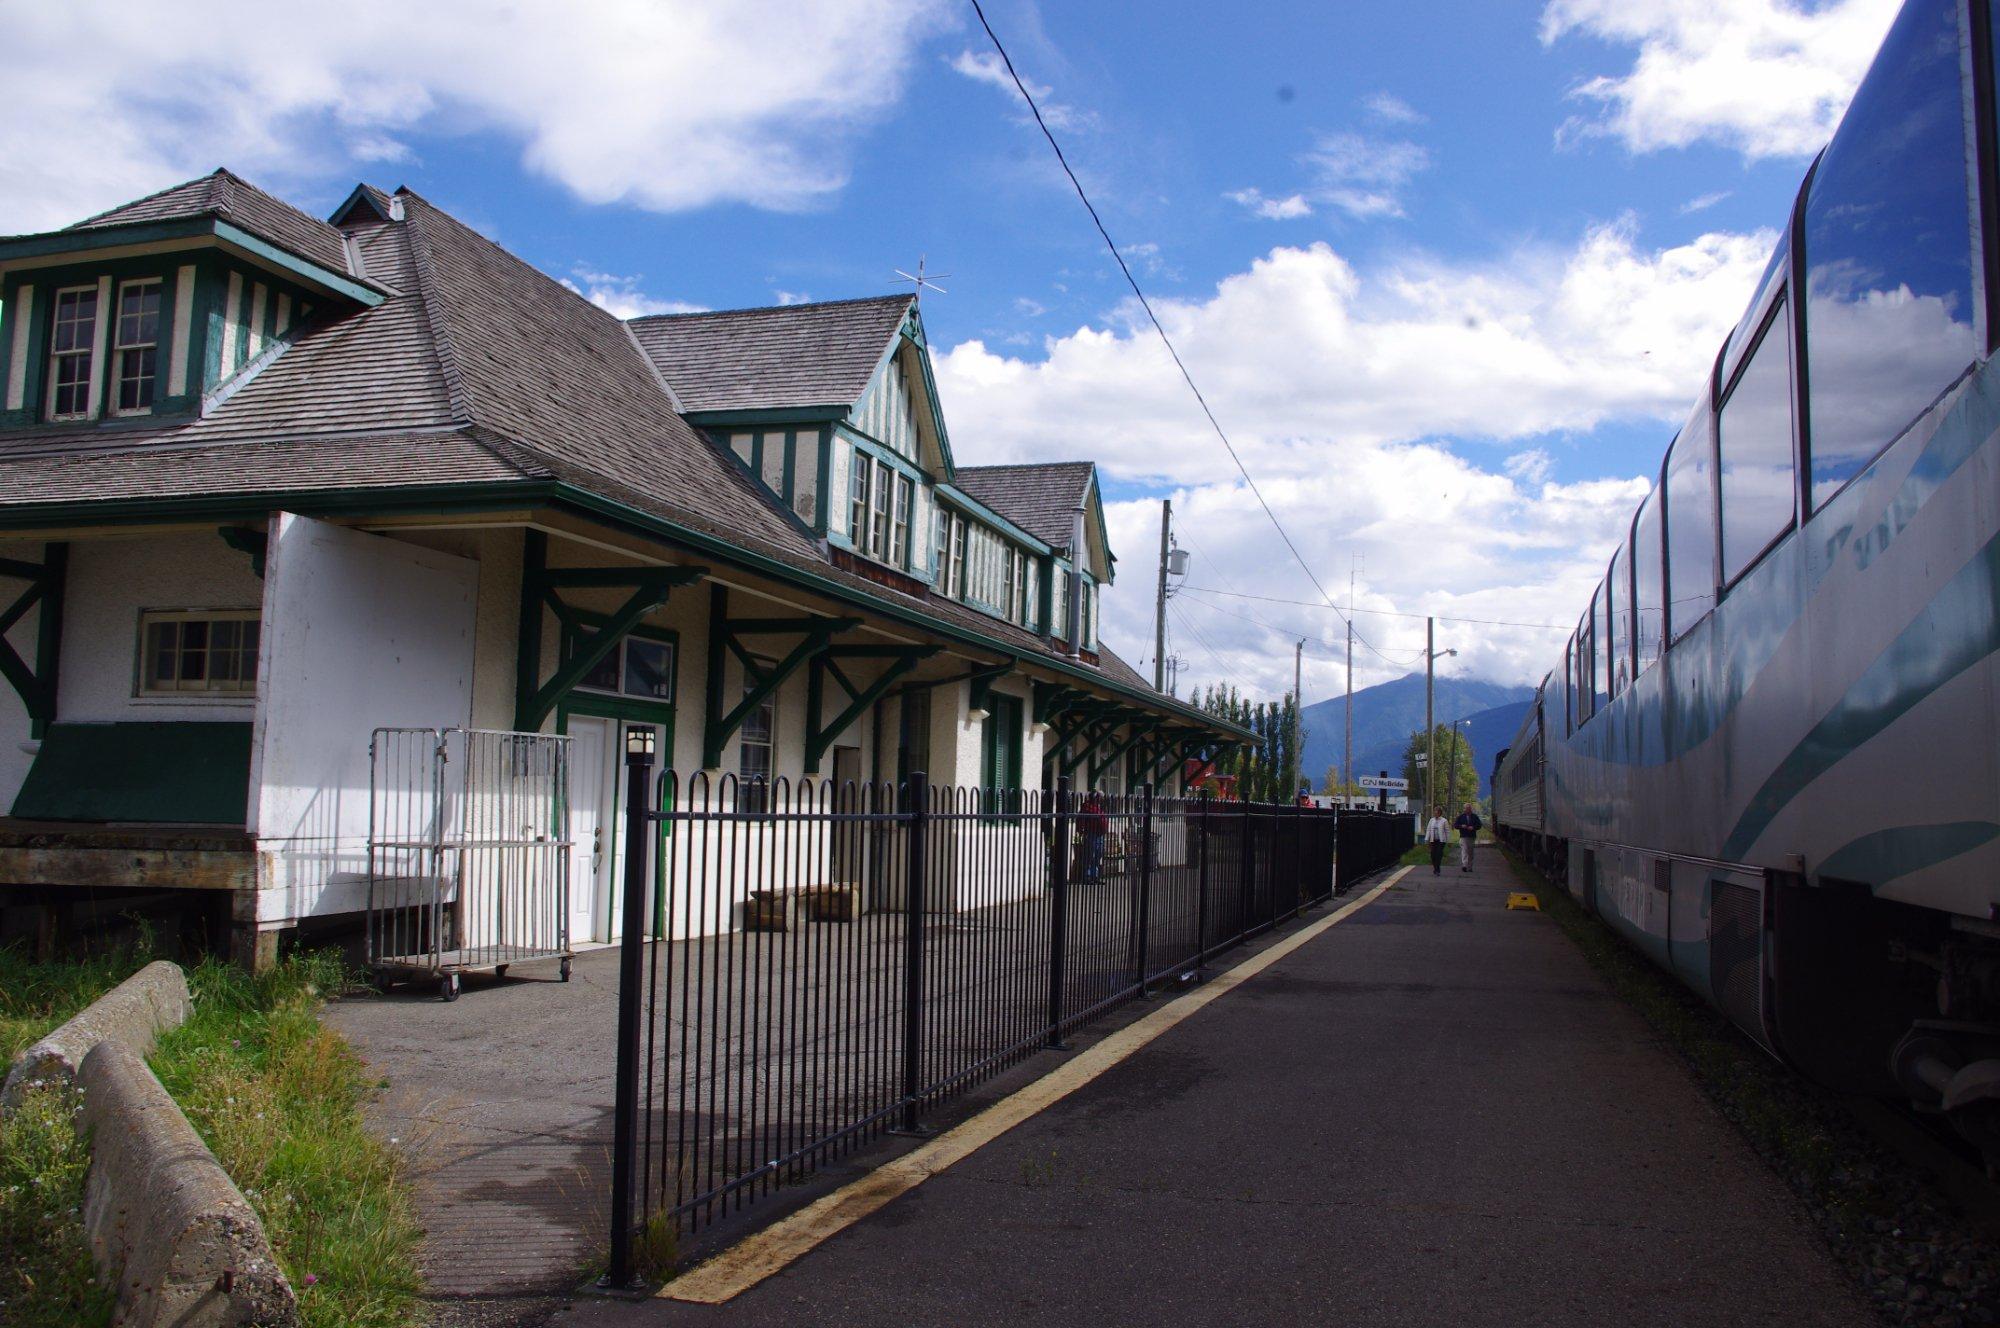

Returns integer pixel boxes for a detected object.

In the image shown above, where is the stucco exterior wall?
[58,533,265,725]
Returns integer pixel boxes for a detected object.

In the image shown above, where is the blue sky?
[0,0,1904,698]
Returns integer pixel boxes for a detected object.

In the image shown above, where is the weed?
[0,945,424,1328]
[0,1081,114,1327]
[632,1210,681,1283]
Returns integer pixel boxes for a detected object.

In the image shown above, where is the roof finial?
[892,255,949,304]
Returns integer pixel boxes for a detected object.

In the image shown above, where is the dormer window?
[48,286,99,420]
[113,279,162,415]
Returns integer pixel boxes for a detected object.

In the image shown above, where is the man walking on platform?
[1424,806,1449,875]
[1454,802,1483,872]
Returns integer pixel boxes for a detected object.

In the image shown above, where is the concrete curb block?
[79,1038,299,1327]
[1,959,191,1109]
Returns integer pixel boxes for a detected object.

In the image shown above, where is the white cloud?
[1679,190,1731,215]
[1226,188,1313,221]
[0,0,951,233]
[561,267,705,319]
[774,290,813,306]
[1363,92,1426,126]
[932,220,1776,694]
[1014,296,1049,317]
[1541,0,1900,160]
[1304,132,1430,219]
[948,47,1092,131]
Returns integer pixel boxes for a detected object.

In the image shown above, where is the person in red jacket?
[1078,791,1110,882]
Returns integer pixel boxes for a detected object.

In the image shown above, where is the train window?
[1633,485,1663,675]
[1591,580,1610,712]
[1664,407,1716,641]
[1563,640,1574,734]
[1576,595,1597,723]
[1607,544,1630,697]
[1804,0,1977,511]
[1717,298,1795,586]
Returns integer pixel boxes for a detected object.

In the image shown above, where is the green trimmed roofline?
[0,217,386,307]
[0,477,1246,739]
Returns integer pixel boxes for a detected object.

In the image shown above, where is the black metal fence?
[605,767,1391,1282]
[1335,809,1415,891]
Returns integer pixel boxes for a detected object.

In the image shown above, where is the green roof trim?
[0,478,1247,739]
[0,217,384,308]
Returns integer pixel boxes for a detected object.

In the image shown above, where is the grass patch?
[0,1082,115,1326]
[0,944,424,1328]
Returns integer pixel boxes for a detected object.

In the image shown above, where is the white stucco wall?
[58,533,266,724]
[0,539,41,813]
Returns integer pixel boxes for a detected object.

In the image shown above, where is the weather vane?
[893,255,949,303]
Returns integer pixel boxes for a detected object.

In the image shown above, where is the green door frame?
[0,543,66,739]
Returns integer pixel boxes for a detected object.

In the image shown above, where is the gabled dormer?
[0,170,386,430]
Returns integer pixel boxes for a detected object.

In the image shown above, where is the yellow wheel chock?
[1506,892,1541,911]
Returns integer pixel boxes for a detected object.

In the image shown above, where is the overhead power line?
[966,0,1401,661]
[1180,586,1572,633]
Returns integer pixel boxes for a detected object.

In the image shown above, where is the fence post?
[898,770,930,1133]
[1046,775,1072,1050]
[604,728,655,1289]
[1194,791,1209,971]
[1239,795,1254,928]
[1133,783,1154,994]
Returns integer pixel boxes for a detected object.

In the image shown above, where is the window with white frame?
[48,286,99,420]
[891,473,913,566]
[113,279,162,414]
[738,668,776,811]
[849,455,871,547]
[868,459,891,559]
[138,610,260,696]
[933,509,951,589]
[576,635,676,701]
[949,515,967,598]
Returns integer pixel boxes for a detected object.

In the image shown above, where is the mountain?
[1297,673,1534,799]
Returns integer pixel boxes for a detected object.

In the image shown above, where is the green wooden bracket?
[1090,721,1160,789]
[217,525,268,578]
[967,659,1016,714]
[701,582,864,769]
[1060,713,1128,780]
[513,530,707,731]
[1048,700,1122,754]
[1032,681,1087,727]
[804,644,939,773]
[0,543,65,739]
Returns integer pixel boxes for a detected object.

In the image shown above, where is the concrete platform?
[568,849,1875,1327]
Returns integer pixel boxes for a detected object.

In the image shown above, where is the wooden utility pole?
[1153,500,1171,691]
[1344,562,1355,809]
[1293,638,1304,799]
[1425,616,1435,818]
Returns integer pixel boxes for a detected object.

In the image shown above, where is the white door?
[568,718,611,943]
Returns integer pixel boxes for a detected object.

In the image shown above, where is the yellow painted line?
[663,866,1409,1304]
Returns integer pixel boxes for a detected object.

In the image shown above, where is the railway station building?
[0,170,1242,967]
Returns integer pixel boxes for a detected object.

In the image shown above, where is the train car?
[1493,0,2000,1162]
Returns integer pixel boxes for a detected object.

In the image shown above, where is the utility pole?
[1293,638,1304,800]
[1344,559,1355,810]
[1425,616,1435,818]
[1153,499,1171,691]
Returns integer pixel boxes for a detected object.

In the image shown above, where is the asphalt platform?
[559,844,1874,1328]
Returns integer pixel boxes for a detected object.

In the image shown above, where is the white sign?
[1414,753,1428,766]
[1358,775,1409,791]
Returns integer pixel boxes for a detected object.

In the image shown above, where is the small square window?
[139,610,259,696]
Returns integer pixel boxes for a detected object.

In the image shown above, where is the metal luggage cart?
[367,727,573,1000]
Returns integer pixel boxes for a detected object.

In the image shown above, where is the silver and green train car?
[1492,0,2000,1160]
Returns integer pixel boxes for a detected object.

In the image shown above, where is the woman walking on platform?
[1424,806,1449,875]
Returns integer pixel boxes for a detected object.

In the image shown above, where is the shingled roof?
[628,295,911,412]
[66,169,360,280]
[0,174,1208,723]
[953,462,1097,550]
